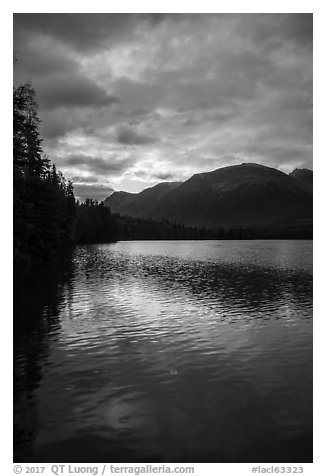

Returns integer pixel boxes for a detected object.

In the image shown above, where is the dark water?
[14,240,313,463]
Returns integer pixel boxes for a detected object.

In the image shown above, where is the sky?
[13,13,313,201]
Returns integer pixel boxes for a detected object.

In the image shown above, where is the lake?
[14,240,313,463]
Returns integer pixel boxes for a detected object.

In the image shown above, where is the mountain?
[104,181,182,218]
[104,163,312,233]
[289,168,313,193]
[105,187,116,198]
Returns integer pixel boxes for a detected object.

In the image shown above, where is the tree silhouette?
[13,81,77,262]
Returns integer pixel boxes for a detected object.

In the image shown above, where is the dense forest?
[13,82,76,262]
[111,215,312,241]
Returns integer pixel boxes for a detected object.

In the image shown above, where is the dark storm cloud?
[40,116,71,140]
[251,13,313,47]
[116,126,159,146]
[14,13,135,52]
[36,74,119,109]
[133,168,179,182]
[13,13,177,53]
[64,154,135,175]
[218,13,312,55]
[113,78,165,112]
[150,171,177,181]
[39,109,79,140]
[284,14,313,45]
[14,46,76,77]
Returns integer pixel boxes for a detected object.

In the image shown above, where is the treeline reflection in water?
[14,241,312,463]
[14,251,75,461]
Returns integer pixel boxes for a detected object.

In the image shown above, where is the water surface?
[14,240,313,462]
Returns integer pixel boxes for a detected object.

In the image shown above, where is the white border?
[3,3,324,475]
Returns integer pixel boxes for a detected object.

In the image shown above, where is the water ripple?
[14,240,312,463]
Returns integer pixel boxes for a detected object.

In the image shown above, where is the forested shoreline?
[14,82,76,263]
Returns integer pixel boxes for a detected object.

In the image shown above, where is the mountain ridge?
[103,181,182,218]
[104,163,312,232]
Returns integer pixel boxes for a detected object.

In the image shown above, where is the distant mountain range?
[104,163,312,233]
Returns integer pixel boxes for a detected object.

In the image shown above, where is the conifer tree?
[14,79,77,262]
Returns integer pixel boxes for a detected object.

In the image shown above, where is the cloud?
[13,14,313,193]
[36,74,119,109]
[14,43,76,77]
[116,126,159,145]
[71,175,99,183]
[39,110,75,139]
[13,13,176,53]
[73,183,115,202]
[14,14,135,52]
[154,171,177,181]
[63,154,135,175]
[134,169,176,181]
[251,14,313,48]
